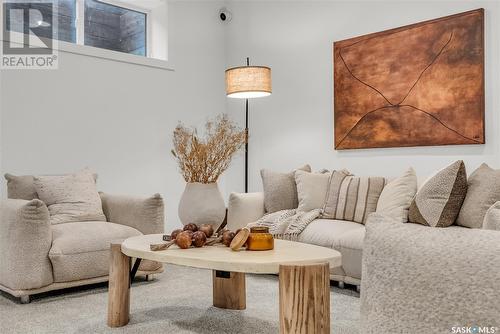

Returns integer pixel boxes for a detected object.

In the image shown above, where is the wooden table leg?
[212,270,246,310]
[279,263,330,334]
[107,243,131,327]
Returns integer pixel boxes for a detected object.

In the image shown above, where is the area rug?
[0,265,360,334]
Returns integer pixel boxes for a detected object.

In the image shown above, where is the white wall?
[224,0,500,192]
[0,1,227,232]
[2,1,499,232]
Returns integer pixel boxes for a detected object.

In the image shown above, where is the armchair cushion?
[100,192,164,235]
[5,172,97,200]
[0,199,53,290]
[4,174,39,200]
[34,169,105,225]
[49,221,142,282]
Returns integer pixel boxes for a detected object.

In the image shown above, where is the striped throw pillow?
[322,170,386,224]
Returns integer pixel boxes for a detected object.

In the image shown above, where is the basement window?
[4,0,169,67]
[4,0,77,43]
[84,0,147,56]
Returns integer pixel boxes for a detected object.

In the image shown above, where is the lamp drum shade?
[225,66,272,98]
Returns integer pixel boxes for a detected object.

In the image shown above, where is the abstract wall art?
[333,9,484,150]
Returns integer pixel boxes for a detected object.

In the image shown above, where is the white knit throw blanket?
[249,209,322,241]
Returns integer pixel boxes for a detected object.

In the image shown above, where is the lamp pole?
[245,57,249,193]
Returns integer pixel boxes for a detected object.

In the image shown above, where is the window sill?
[57,41,174,71]
[1,33,174,71]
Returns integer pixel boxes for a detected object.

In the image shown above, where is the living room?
[1,0,499,333]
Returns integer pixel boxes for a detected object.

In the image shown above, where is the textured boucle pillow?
[483,201,500,231]
[376,167,417,223]
[5,172,97,200]
[34,169,106,225]
[456,163,500,229]
[408,160,467,227]
[261,165,311,213]
[322,170,386,224]
[295,170,331,212]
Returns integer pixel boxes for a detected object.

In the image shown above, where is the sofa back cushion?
[322,170,386,224]
[34,169,106,225]
[295,170,331,212]
[260,165,311,213]
[5,172,97,200]
[376,167,418,223]
[408,160,467,227]
[456,163,500,229]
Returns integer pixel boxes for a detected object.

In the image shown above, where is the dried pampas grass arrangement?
[172,114,246,183]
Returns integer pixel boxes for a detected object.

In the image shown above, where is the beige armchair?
[0,192,164,303]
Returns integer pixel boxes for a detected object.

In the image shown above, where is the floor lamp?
[225,58,272,193]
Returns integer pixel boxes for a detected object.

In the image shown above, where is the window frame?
[1,0,171,70]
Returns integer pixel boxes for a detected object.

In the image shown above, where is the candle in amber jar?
[246,226,274,251]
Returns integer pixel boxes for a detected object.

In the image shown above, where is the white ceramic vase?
[178,182,226,229]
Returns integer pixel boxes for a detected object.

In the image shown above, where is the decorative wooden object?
[279,263,330,334]
[229,228,250,251]
[334,9,484,149]
[107,243,131,327]
[150,240,175,251]
[213,270,246,310]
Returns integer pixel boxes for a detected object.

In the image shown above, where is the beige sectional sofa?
[361,214,500,333]
[0,192,164,303]
[227,192,365,287]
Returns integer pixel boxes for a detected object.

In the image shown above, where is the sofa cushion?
[261,165,311,213]
[376,167,417,223]
[295,170,331,212]
[298,218,364,249]
[34,169,106,225]
[333,228,365,280]
[49,221,142,282]
[483,201,500,231]
[457,163,500,228]
[409,160,467,227]
[323,171,386,224]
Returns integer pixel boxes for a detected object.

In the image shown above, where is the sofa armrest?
[483,201,500,231]
[361,221,500,333]
[227,192,265,230]
[100,192,164,234]
[0,199,53,290]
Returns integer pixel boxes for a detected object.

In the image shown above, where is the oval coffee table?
[108,234,341,334]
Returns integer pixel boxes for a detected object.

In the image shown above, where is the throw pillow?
[295,170,332,212]
[408,160,467,227]
[322,170,386,224]
[34,169,106,225]
[260,165,311,213]
[375,167,418,223]
[482,201,500,231]
[5,172,98,200]
[456,163,500,228]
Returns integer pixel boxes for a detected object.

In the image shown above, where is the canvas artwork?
[333,9,484,150]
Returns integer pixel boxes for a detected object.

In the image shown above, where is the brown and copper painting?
[333,9,484,150]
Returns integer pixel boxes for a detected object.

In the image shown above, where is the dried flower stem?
[172,114,246,183]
